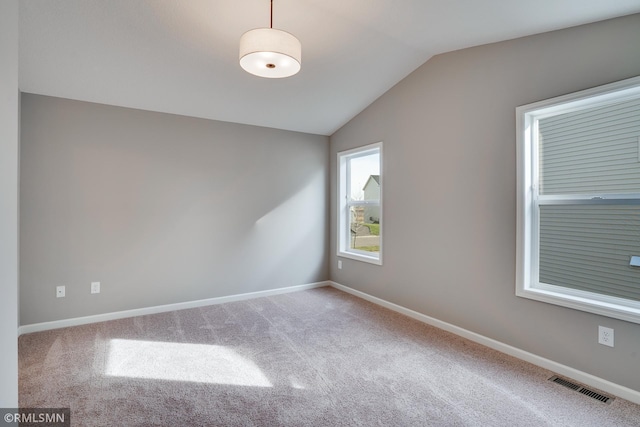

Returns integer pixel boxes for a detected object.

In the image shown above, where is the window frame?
[516,76,640,324]
[337,142,383,265]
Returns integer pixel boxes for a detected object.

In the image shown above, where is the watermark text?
[1,408,70,427]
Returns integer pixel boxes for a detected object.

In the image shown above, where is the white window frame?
[516,76,640,324]
[337,142,383,265]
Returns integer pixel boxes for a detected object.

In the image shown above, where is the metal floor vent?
[549,376,614,404]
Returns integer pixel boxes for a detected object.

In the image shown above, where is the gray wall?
[0,0,19,407]
[330,14,640,392]
[20,95,329,325]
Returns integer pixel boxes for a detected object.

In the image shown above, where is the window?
[516,76,640,323]
[338,142,382,265]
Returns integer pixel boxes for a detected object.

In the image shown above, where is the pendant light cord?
[270,0,273,29]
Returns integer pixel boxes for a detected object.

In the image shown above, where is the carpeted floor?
[19,287,640,426]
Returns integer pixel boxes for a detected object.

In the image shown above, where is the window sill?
[338,250,382,266]
[517,284,640,324]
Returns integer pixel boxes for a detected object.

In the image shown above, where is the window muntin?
[338,143,382,265]
[516,76,640,323]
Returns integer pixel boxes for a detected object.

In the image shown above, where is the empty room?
[3,1,640,425]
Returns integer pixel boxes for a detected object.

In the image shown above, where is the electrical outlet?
[598,326,614,347]
[91,282,101,294]
[338,260,342,270]
[56,286,65,298]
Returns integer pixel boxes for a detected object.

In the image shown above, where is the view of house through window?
[338,142,382,265]
[349,158,380,253]
[516,76,640,324]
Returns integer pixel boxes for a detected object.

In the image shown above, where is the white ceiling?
[19,1,640,136]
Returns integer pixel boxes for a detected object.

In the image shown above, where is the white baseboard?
[18,281,329,336]
[328,281,640,405]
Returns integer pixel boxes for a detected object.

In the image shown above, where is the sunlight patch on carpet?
[288,375,307,390]
[104,339,273,387]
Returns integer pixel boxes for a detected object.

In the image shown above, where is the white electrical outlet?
[56,286,65,298]
[598,326,614,347]
[338,260,342,270]
[91,281,101,294]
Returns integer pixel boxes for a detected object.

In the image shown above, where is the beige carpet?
[19,287,640,426]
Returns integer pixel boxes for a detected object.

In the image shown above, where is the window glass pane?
[349,206,380,254]
[349,153,380,202]
[538,97,640,195]
[539,204,640,301]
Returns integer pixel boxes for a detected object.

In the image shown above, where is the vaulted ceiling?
[19,1,640,135]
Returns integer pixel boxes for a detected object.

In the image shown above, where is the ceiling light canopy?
[239,1,301,78]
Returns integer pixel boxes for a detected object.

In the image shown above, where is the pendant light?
[239,0,301,78]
